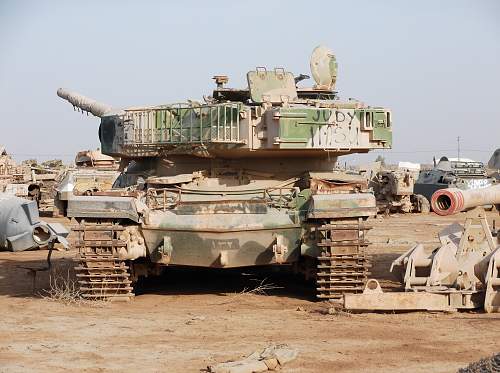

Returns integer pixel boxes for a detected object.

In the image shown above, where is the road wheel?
[415,194,430,213]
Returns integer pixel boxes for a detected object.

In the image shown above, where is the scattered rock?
[207,343,298,373]
[186,315,206,325]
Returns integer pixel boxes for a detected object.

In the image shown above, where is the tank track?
[73,222,134,300]
[316,219,371,300]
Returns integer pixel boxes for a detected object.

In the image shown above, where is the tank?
[414,156,497,209]
[57,45,392,300]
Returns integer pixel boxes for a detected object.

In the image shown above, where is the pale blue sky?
[1,0,499,165]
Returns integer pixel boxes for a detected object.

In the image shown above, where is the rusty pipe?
[431,184,500,216]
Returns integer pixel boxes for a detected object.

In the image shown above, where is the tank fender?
[307,193,377,219]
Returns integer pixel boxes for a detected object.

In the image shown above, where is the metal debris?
[344,184,500,313]
[0,193,68,251]
[458,353,500,373]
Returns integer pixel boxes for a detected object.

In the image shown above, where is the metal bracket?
[151,236,172,264]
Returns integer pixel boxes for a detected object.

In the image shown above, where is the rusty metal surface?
[344,291,482,312]
[383,207,500,313]
[65,195,139,222]
[73,222,134,300]
[315,220,371,299]
[307,193,377,219]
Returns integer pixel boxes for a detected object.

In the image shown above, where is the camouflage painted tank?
[57,46,392,300]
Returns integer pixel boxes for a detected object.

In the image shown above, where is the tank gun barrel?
[57,88,114,117]
[431,184,500,216]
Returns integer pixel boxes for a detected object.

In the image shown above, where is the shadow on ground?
[136,265,316,301]
[0,250,404,301]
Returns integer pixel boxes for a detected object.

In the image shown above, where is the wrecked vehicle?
[53,149,120,217]
[0,146,23,190]
[6,167,61,214]
[369,168,429,214]
[0,193,67,252]
[57,45,392,300]
[344,183,500,313]
[414,157,496,209]
[1,148,61,214]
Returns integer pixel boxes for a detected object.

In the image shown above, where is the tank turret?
[58,46,391,159]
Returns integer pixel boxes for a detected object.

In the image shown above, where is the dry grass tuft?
[238,278,282,296]
[41,268,82,305]
[327,307,353,318]
[40,266,110,308]
[212,278,282,305]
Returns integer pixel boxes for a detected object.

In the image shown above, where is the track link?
[316,219,371,299]
[73,222,134,300]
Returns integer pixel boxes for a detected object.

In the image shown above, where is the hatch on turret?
[247,68,298,104]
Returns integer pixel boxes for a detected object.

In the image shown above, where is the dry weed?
[212,278,282,305]
[40,266,110,308]
[327,307,353,318]
[238,278,282,296]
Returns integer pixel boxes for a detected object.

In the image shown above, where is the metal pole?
[457,136,460,161]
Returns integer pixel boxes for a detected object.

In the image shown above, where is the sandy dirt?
[0,212,499,372]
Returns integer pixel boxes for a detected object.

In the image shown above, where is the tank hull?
[142,227,301,268]
[142,208,301,267]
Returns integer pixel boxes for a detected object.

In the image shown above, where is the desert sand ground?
[0,212,499,372]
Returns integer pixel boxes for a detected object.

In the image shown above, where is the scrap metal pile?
[369,167,430,214]
[0,146,62,213]
[0,193,68,252]
[344,183,500,313]
[53,149,120,216]
[415,156,497,204]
